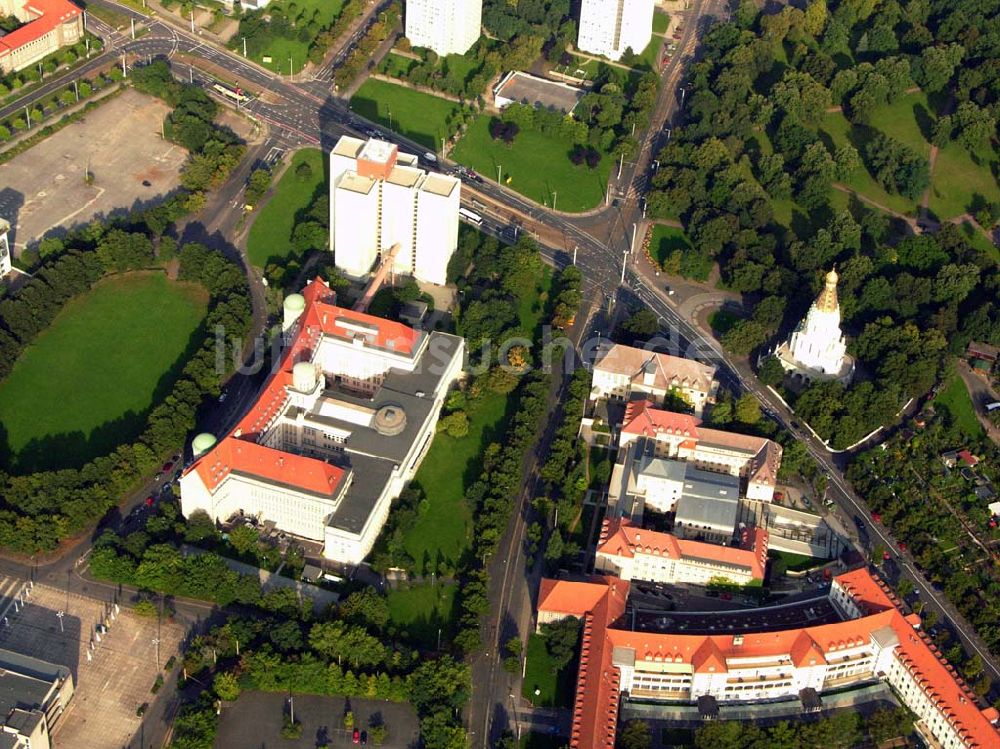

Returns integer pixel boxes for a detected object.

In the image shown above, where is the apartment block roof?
[622,401,783,488]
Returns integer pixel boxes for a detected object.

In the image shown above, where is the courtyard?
[0,574,185,749]
[0,89,186,256]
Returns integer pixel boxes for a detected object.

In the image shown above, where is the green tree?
[213,671,241,701]
[758,356,785,386]
[735,394,762,424]
[617,720,653,749]
[228,525,259,556]
[540,617,581,671]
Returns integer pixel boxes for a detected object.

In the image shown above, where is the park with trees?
[642,0,1000,449]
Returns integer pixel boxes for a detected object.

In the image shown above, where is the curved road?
[1,1,998,745]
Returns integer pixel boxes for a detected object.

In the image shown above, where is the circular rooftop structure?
[292,361,318,393]
[284,293,305,313]
[192,432,217,457]
[373,404,407,437]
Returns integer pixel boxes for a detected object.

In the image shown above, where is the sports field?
[0,272,208,471]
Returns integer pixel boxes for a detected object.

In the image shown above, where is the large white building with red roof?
[0,0,82,74]
[539,569,1000,749]
[619,400,782,503]
[180,278,465,564]
[594,518,768,586]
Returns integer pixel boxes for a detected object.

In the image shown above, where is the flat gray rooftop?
[496,72,584,114]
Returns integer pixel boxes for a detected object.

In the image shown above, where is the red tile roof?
[0,0,81,59]
[301,277,421,356]
[834,567,896,613]
[193,436,346,497]
[537,578,627,749]
[622,400,701,438]
[537,577,622,618]
[597,518,767,581]
[184,277,423,498]
[549,568,1000,749]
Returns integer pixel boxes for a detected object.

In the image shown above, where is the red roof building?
[538,569,1000,749]
[0,0,83,74]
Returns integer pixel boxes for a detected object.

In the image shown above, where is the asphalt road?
[1,0,998,741]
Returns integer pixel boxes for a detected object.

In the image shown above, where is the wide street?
[1,0,999,745]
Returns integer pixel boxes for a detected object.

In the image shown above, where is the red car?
[353,728,360,744]
[870,511,882,523]
[897,541,908,552]
[720,592,732,600]
[883,550,891,561]
[145,496,155,507]
[161,461,174,472]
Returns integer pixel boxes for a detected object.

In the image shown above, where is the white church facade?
[775,268,854,384]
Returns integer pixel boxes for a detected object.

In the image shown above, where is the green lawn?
[653,10,671,34]
[246,0,344,74]
[351,79,463,151]
[928,140,1000,221]
[633,34,663,72]
[386,583,457,649]
[522,633,577,707]
[378,52,417,79]
[246,148,325,268]
[649,224,692,267]
[769,549,821,572]
[0,273,208,472]
[934,374,985,440]
[404,267,554,567]
[820,109,920,216]
[452,116,611,212]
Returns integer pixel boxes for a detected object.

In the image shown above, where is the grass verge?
[350,78,463,151]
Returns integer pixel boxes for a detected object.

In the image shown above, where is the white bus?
[213,83,250,104]
[459,207,483,226]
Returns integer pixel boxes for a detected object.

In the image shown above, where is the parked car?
[161,461,174,473]
[897,541,908,552]
[871,511,881,523]
[353,728,360,744]
[360,731,368,745]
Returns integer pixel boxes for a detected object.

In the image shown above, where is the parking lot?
[215,691,420,748]
[0,88,186,255]
[0,574,184,749]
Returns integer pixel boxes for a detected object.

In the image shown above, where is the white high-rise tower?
[577,0,654,62]
[329,136,460,286]
[405,0,482,56]
[776,268,854,383]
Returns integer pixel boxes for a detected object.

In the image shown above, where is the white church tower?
[776,268,853,383]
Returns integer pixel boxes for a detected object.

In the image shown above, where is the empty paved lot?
[0,574,184,749]
[216,692,420,749]
[0,88,186,254]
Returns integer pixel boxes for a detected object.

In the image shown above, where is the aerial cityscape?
[0,0,999,748]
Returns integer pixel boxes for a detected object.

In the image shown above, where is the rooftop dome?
[284,293,305,312]
[192,432,217,457]
[373,404,407,436]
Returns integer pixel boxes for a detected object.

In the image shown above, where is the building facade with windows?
[539,569,1000,749]
[590,343,718,417]
[404,0,481,56]
[577,0,654,62]
[330,136,460,286]
[180,278,465,564]
[618,400,782,502]
[594,518,767,586]
[0,0,82,74]
[0,648,75,749]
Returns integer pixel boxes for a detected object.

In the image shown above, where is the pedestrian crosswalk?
[0,574,31,625]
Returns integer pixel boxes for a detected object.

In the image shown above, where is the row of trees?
[0,36,102,97]
[0,70,116,142]
[333,3,402,90]
[691,707,913,749]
